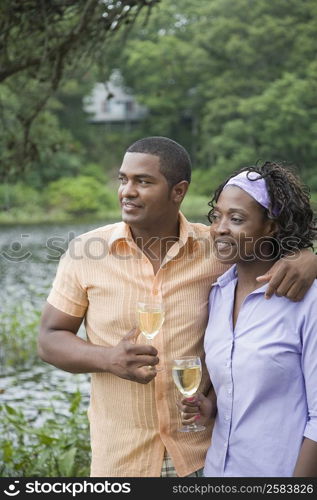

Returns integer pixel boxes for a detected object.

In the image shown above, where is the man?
[38,136,317,477]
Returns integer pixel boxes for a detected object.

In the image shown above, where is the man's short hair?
[126,136,191,186]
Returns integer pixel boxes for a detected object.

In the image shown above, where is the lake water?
[0,221,109,422]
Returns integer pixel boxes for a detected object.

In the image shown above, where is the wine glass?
[172,356,206,432]
[137,299,165,371]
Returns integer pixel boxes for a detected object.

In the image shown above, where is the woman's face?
[210,186,277,265]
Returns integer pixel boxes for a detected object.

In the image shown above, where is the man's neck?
[130,223,179,242]
[130,218,180,271]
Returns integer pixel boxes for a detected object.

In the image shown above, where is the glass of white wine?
[137,299,165,371]
[172,356,206,432]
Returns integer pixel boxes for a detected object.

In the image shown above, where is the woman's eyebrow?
[214,205,248,214]
[227,207,248,214]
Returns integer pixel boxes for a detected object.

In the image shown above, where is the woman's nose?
[215,218,230,234]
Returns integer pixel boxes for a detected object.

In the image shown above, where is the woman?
[181,161,317,477]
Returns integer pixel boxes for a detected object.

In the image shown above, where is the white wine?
[172,365,202,396]
[138,310,165,340]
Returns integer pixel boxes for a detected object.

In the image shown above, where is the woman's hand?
[177,391,217,427]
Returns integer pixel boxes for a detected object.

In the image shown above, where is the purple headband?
[223,171,279,216]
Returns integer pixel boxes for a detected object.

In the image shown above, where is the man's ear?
[171,181,189,204]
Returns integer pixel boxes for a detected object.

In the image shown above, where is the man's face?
[118,152,176,230]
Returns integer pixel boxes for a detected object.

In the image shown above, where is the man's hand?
[256,249,317,301]
[107,328,159,384]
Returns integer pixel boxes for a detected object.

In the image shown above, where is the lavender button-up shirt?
[204,265,317,477]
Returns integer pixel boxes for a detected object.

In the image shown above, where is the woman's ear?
[265,219,279,237]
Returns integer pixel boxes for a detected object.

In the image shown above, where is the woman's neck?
[236,257,278,291]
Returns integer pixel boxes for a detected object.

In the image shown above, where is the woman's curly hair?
[207,161,317,258]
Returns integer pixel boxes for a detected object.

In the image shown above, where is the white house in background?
[83,71,147,124]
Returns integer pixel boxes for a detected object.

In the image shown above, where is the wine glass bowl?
[172,356,206,432]
[137,299,165,371]
[137,300,165,341]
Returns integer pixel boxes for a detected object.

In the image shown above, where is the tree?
[0,0,160,182]
[116,0,317,193]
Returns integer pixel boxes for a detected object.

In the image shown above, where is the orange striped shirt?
[47,212,228,477]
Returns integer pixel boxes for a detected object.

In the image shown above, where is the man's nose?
[120,180,137,198]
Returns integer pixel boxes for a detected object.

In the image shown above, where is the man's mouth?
[121,201,142,211]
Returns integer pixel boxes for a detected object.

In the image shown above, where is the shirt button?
[153,289,159,295]
[226,361,231,367]
[227,389,232,395]
[225,415,230,421]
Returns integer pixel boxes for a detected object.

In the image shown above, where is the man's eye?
[140,180,150,185]
[232,217,243,223]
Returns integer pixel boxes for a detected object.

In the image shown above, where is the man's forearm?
[38,330,112,374]
[38,326,159,384]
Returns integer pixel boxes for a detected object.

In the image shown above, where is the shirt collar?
[175,211,198,254]
[215,264,238,287]
[108,222,134,255]
[215,263,268,296]
[109,211,199,256]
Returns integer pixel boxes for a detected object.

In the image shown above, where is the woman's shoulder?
[299,279,317,302]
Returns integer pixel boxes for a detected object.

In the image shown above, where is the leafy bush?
[190,168,217,198]
[0,305,41,370]
[0,391,90,477]
[46,175,117,216]
[181,193,210,220]
[0,184,42,211]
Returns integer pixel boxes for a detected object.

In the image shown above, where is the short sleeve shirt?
[47,212,227,477]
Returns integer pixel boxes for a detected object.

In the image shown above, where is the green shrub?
[0,184,42,211]
[190,169,215,197]
[0,305,41,370]
[181,193,210,220]
[46,175,117,216]
[0,391,90,477]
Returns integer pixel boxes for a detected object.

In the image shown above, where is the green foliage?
[46,175,117,217]
[0,391,90,477]
[0,304,90,478]
[0,79,83,184]
[0,305,41,369]
[1,0,317,220]
[190,169,216,198]
[0,183,41,211]
[181,193,210,221]
[118,0,317,189]
[0,0,159,182]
